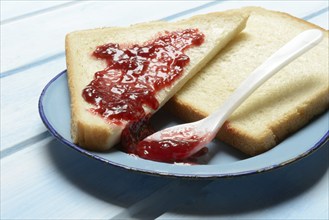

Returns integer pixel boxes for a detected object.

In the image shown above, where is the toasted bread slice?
[167,7,329,156]
[65,10,249,151]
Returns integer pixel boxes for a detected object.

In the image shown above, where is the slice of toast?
[65,10,249,151]
[167,7,329,156]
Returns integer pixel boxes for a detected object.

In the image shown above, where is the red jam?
[136,128,211,163]
[82,29,205,123]
[120,115,154,154]
[136,133,205,163]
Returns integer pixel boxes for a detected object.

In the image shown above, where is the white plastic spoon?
[135,29,323,163]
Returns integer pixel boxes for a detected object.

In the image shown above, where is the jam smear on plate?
[136,138,204,163]
[120,114,154,154]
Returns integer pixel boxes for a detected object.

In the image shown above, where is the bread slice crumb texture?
[169,7,329,155]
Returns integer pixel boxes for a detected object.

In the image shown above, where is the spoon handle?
[211,29,323,131]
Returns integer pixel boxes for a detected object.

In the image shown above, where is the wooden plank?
[0,1,73,23]
[1,137,173,219]
[307,9,329,28]
[157,143,329,219]
[166,1,328,22]
[2,136,327,219]
[1,1,208,75]
[0,57,65,151]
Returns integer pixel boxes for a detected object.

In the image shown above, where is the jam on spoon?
[136,127,213,163]
[121,115,209,163]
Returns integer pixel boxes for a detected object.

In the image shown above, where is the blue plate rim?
[38,70,329,179]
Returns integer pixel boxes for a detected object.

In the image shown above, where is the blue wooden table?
[1,1,328,219]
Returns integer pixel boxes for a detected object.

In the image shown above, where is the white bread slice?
[167,7,329,156]
[65,10,248,151]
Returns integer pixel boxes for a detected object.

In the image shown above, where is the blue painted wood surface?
[1,1,328,219]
